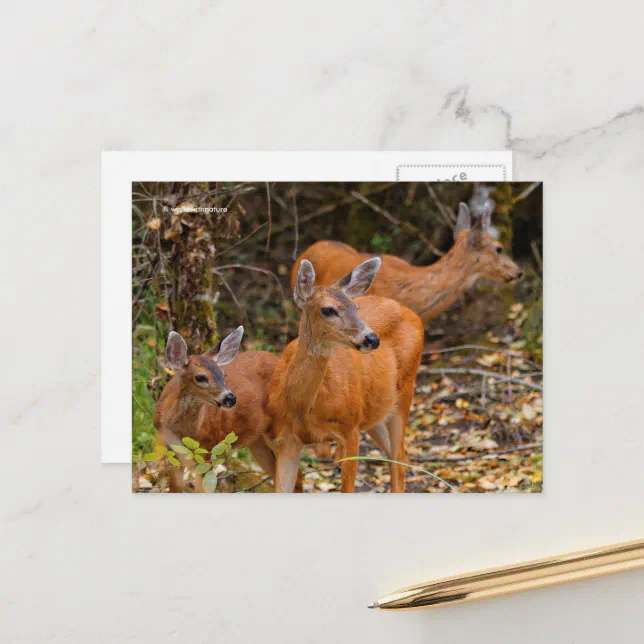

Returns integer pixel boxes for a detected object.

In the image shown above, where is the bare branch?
[531,239,543,272]
[310,443,542,465]
[212,263,290,335]
[233,475,271,493]
[217,223,267,260]
[424,183,456,227]
[153,198,173,331]
[514,182,540,203]
[423,344,542,370]
[349,191,445,257]
[292,185,299,261]
[422,367,542,391]
[264,182,272,254]
[212,269,245,319]
[410,443,542,463]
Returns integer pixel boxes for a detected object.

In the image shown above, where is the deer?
[153,327,287,492]
[290,202,523,325]
[268,257,424,493]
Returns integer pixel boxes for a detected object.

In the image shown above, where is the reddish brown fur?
[291,231,521,324]
[154,351,283,492]
[269,294,424,493]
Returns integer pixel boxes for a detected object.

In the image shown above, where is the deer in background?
[154,327,286,492]
[291,202,522,325]
[269,258,424,493]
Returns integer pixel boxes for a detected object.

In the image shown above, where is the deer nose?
[518,270,523,279]
[362,333,380,350]
[221,393,236,408]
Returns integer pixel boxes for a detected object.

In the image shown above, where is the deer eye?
[321,307,337,317]
[195,375,208,383]
[495,246,503,255]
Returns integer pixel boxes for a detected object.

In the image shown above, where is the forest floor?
[135,341,542,494]
[298,342,543,493]
[134,279,543,494]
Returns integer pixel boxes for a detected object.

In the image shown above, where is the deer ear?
[334,257,381,298]
[481,202,493,232]
[294,260,316,308]
[211,326,244,366]
[454,203,471,240]
[166,332,189,370]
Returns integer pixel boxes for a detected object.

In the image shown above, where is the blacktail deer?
[291,203,522,325]
[269,258,424,493]
[154,327,281,492]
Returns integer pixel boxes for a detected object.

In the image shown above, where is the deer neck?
[157,379,207,440]
[285,315,333,423]
[397,241,480,322]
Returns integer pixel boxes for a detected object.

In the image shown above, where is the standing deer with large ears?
[291,202,523,325]
[269,257,424,493]
[154,327,284,492]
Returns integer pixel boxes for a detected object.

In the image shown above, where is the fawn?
[269,258,424,493]
[154,327,281,492]
[291,202,522,325]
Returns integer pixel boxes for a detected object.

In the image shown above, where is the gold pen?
[369,538,644,611]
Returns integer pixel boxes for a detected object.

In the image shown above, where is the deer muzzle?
[220,392,237,409]
[360,332,380,352]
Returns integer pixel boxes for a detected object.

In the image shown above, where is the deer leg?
[274,433,302,493]
[386,413,407,493]
[258,435,304,492]
[367,422,392,458]
[168,466,185,493]
[248,438,276,480]
[333,439,345,464]
[340,431,360,493]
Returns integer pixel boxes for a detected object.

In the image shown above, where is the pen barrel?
[379,539,644,610]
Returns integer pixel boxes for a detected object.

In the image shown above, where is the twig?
[234,475,271,493]
[264,182,272,254]
[514,182,540,203]
[212,269,245,319]
[422,344,542,370]
[311,442,541,465]
[422,367,542,391]
[212,263,290,335]
[531,239,543,272]
[253,183,397,246]
[424,183,456,227]
[132,395,152,419]
[214,264,287,304]
[292,185,299,261]
[410,443,542,463]
[350,191,444,257]
[217,223,267,259]
[153,198,173,331]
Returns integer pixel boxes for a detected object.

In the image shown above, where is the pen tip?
[367,602,379,609]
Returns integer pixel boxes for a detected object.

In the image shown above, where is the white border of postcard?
[102,151,512,462]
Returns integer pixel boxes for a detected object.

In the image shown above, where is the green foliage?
[182,437,199,450]
[517,269,543,362]
[249,328,279,354]
[370,232,394,254]
[133,181,543,493]
[203,470,218,493]
[143,433,238,492]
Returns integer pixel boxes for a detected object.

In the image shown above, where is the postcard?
[103,151,513,464]
[128,178,542,493]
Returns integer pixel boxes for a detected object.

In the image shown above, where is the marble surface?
[2,1,644,642]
